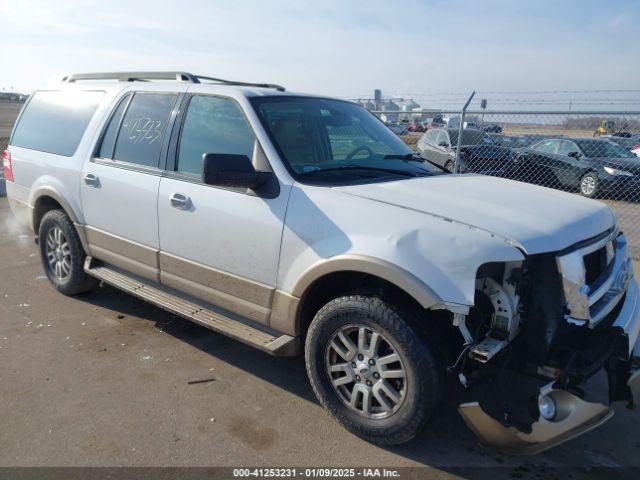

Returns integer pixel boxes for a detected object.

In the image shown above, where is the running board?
[84,258,300,356]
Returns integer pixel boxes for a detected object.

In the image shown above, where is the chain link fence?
[373,109,640,259]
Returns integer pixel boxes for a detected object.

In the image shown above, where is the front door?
[157,94,289,325]
[81,91,182,281]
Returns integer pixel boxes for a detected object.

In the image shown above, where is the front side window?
[112,93,178,167]
[251,96,440,183]
[11,90,104,156]
[177,95,256,175]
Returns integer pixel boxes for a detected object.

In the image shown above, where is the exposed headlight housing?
[538,394,557,420]
[604,166,633,177]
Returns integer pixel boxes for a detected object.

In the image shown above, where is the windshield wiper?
[298,164,417,177]
[384,153,447,172]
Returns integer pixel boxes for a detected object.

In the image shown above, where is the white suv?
[4,72,639,454]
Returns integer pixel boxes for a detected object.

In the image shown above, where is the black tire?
[305,295,444,446]
[38,210,98,296]
[579,171,599,198]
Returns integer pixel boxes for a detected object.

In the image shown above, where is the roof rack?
[61,71,285,91]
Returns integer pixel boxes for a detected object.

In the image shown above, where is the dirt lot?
[1,198,640,478]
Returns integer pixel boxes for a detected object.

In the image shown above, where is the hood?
[594,157,640,173]
[333,174,616,254]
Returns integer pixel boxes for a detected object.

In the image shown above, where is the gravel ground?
[1,197,639,479]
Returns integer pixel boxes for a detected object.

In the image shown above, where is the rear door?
[157,94,289,326]
[81,90,184,281]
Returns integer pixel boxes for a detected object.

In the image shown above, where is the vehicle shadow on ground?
[77,284,512,469]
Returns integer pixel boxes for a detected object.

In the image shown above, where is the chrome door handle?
[83,173,100,187]
[170,193,191,210]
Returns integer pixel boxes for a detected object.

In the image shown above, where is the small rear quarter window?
[11,90,104,156]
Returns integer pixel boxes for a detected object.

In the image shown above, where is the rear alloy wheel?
[305,296,444,445]
[579,172,599,197]
[45,226,72,280]
[38,210,98,296]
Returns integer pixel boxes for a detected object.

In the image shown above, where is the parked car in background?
[520,134,565,147]
[407,121,425,133]
[417,127,515,174]
[512,138,640,197]
[483,124,503,134]
[489,134,530,148]
[425,116,446,129]
[386,122,408,136]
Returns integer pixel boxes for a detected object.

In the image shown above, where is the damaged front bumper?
[459,278,640,455]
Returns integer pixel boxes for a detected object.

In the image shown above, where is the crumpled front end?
[448,230,640,454]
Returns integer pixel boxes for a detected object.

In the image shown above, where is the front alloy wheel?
[326,324,407,419]
[580,172,599,197]
[305,296,444,445]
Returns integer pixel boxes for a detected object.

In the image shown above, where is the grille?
[584,246,607,285]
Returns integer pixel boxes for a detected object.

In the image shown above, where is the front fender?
[278,185,525,308]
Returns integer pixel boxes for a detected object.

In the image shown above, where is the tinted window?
[98,95,131,159]
[533,139,558,154]
[178,96,255,175]
[113,93,178,167]
[11,90,104,156]
[558,140,580,157]
[448,130,493,147]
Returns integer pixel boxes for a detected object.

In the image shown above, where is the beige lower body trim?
[159,252,275,326]
[159,252,273,307]
[161,271,272,325]
[270,290,300,336]
[83,229,297,331]
[85,226,159,282]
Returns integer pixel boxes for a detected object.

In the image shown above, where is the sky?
[0,0,639,109]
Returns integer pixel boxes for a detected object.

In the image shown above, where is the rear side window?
[11,90,104,156]
[112,93,178,168]
[177,95,255,175]
[98,94,131,159]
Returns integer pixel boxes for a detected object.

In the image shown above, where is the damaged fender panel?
[279,185,524,307]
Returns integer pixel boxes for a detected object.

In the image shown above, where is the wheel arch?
[30,187,89,251]
[289,255,443,337]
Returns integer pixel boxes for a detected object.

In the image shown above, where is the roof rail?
[61,71,286,91]
[62,71,200,83]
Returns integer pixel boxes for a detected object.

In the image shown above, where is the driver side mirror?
[438,141,449,148]
[202,153,272,189]
[567,151,581,159]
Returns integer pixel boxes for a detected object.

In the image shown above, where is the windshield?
[575,139,636,158]
[448,130,495,147]
[250,96,442,182]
